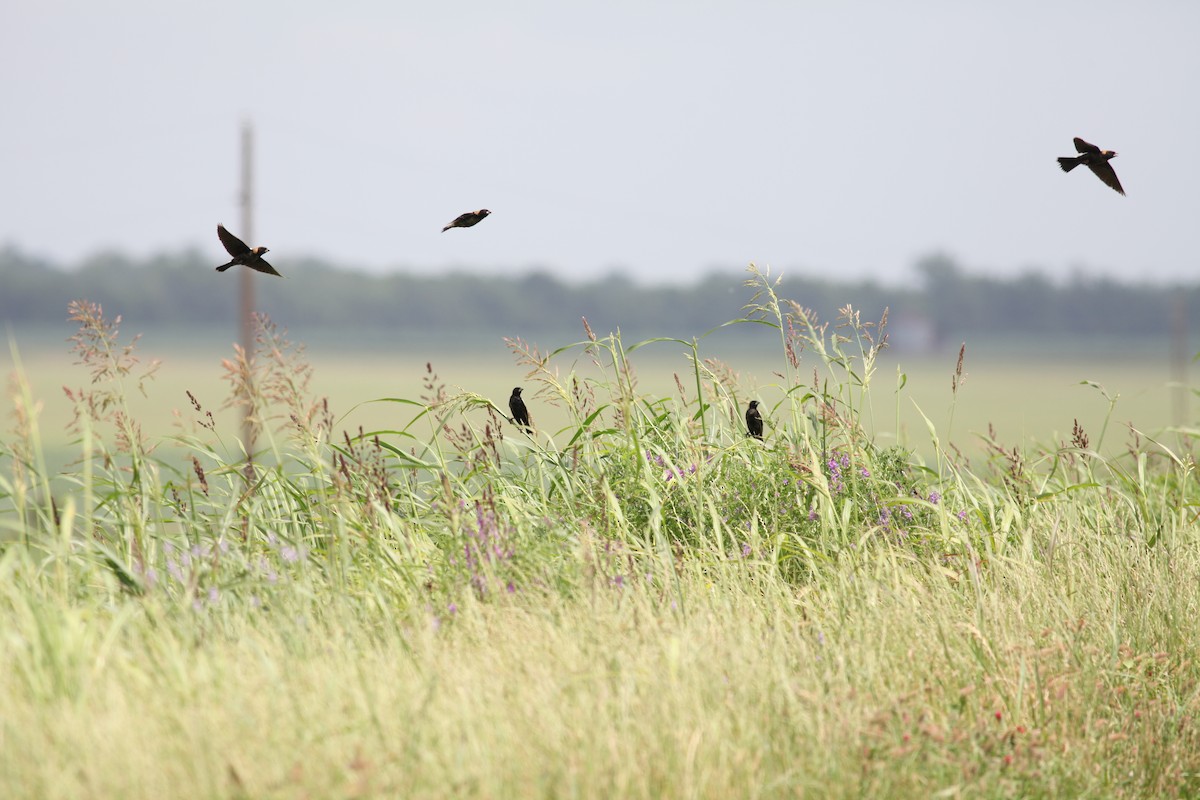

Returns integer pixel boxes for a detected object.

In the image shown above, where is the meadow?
[3,318,1184,470]
[2,269,1199,798]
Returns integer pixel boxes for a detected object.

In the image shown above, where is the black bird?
[216,225,280,276]
[442,209,491,232]
[1057,137,1124,196]
[746,400,764,440]
[508,387,531,432]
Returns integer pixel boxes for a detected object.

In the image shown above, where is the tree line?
[1,246,1194,348]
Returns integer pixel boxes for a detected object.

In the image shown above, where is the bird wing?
[1073,137,1101,154]
[250,258,282,277]
[511,397,530,423]
[1086,162,1125,195]
[217,225,251,256]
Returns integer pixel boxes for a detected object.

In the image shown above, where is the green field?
[4,322,1186,469]
[3,286,1199,798]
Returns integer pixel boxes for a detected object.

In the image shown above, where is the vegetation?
[2,245,1196,348]
[2,267,1200,798]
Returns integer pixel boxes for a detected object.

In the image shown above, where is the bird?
[745,400,764,440]
[442,209,491,232]
[1057,137,1124,196]
[215,225,281,275]
[508,387,531,432]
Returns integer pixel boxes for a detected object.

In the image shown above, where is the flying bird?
[508,387,531,433]
[215,225,280,276]
[442,209,491,232]
[746,400,764,440]
[1057,137,1124,196]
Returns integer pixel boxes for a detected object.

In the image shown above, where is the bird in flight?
[746,400,764,440]
[508,387,532,433]
[1057,138,1124,196]
[442,209,491,232]
[215,225,280,275]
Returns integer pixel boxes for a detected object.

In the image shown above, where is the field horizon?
[3,314,1188,473]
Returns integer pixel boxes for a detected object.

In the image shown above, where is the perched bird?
[442,209,491,232]
[1057,137,1124,196]
[509,387,531,432]
[746,400,764,440]
[215,225,280,276]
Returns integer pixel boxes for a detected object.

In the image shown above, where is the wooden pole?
[240,121,256,461]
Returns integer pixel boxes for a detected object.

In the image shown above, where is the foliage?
[2,245,1196,347]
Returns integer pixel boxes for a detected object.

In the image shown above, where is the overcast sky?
[3,1,1198,284]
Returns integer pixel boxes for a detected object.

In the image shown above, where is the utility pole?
[239,121,256,461]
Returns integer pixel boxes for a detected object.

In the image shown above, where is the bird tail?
[216,261,235,272]
[441,225,452,232]
[1057,156,1081,173]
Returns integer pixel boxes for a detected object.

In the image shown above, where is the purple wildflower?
[461,499,517,597]
[741,542,752,558]
[928,491,941,505]
[957,509,968,521]
[256,556,278,584]
[826,454,846,494]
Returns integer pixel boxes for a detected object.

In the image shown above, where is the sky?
[3,0,1198,285]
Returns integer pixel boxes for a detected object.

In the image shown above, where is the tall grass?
[2,268,1199,798]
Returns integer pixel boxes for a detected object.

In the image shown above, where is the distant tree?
[0,245,1192,348]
